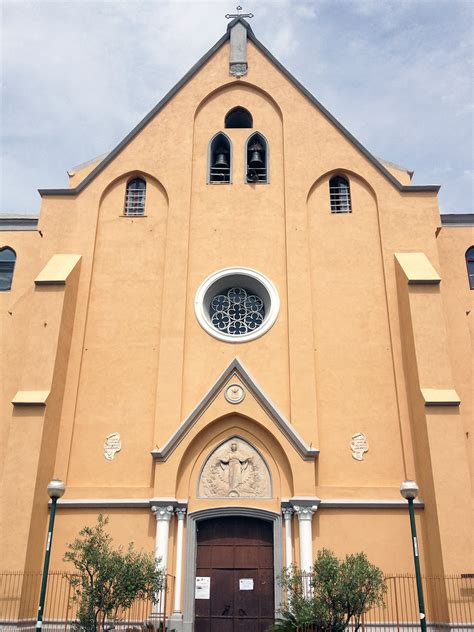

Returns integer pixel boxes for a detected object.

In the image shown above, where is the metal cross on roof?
[225,5,254,19]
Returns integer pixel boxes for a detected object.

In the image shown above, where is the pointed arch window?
[329,175,352,213]
[124,177,146,216]
[0,247,16,291]
[225,107,253,129]
[466,246,474,289]
[209,133,231,183]
[246,133,268,183]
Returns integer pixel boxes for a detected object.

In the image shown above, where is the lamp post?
[400,480,426,632]
[36,479,65,632]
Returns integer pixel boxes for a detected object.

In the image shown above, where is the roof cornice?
[39,20,439,198]
[440,213,474,226]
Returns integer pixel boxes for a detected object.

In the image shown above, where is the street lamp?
[35,479,65,632]
[400,480,426,632]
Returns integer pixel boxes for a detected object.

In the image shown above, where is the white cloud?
[0,0,472,214]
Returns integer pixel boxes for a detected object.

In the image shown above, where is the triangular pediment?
[151,358,319,462]
[39,19,438,198]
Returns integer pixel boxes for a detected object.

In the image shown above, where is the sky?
[0,0,473,216]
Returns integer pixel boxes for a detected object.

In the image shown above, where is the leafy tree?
[64,515,164,632]
[269,566,326,631]
[271,549,386,632]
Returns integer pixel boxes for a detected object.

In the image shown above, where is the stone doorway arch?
[180,507,282,632]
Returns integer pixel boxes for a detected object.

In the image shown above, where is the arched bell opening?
[245,132,268,183]
[208,132,232,183]
[225,106,253,129]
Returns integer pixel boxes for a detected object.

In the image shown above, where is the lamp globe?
[400,480,419,500]
[47,479,65,499]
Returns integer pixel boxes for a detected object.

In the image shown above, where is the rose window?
[195,267,279,343]
[210,287,265,336]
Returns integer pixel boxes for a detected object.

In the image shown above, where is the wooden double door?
[194,516,274,632]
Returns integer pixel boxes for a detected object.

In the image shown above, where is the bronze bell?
[248,141,264,167]
[213,147,229,168]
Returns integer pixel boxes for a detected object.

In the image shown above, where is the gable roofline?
[226,16,254,34]
[151,357,319,462]
[38,18,439,198]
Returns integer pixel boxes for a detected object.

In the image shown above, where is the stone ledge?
[12,390,50,406]
[421,388,461,406]
[35,254,81,285]
[395,252,441,284]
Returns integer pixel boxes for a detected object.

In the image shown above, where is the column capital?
[175,507,187,520]
[151,505,174,521]
[293,505,318,521]
[282,508,294,520]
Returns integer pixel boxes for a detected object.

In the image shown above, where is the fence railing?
[1,572,472,629]
[292,573,473,629]
[0,571,174,629]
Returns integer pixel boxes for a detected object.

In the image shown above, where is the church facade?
[1,17,472,631]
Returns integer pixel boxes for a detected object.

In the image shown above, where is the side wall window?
[124,177,146,216]
[246,133,268,183]
[0,247,17,291]
[209,133,231,183]
[466,246,474,290]
[329,175,352,213]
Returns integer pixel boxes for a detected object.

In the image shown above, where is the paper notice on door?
[195,576,211,599]
[239,578,254,590]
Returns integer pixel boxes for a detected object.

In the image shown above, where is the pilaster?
[0,254,81,572]
[282,507,294,567]
[395,253,472,575]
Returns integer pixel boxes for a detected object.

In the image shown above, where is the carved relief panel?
[198,437,271,498]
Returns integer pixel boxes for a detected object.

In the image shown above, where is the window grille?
[246,133,268,183]
[466,246,474,290]
[210,287,265,336]
[329,175,352,212]
[0,247,16,291]
[124,178,146,215]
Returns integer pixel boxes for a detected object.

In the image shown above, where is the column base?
[167,612,184,632]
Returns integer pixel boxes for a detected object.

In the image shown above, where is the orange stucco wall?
[0,27,472,612]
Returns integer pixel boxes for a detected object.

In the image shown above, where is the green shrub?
[270,549,386,632]
[64,515,165,632]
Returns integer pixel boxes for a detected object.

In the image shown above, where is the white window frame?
[194,267,280,343]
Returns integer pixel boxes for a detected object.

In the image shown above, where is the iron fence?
[0,572,472,630]
[293,573,473,630]
[0,571,174,631]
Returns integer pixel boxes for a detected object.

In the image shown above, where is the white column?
[282,508,293,567]
[151,505,174,618]
[294,504,318,596]
[294,505,317,573]
[172,507,186,615]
